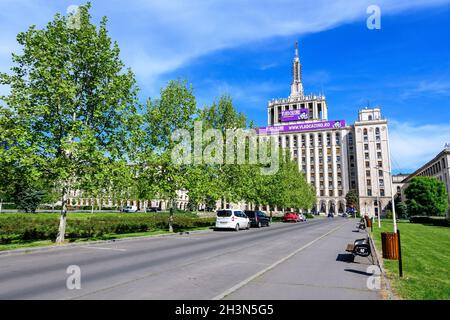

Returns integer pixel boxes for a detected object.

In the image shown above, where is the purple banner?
[257,120,346,134]
[281,109,309,122]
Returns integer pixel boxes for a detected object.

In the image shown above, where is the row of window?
[279,133,342,148]
[418,158,447,177]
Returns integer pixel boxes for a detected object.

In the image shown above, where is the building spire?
[290,41,304,97]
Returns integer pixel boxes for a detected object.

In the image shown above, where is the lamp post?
[375,165,397,233]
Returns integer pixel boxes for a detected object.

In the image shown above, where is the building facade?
[401,148,450,206]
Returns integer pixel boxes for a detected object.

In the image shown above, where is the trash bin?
[381,232,399,260]
[365,216,372,228]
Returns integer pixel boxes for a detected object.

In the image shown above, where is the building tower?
[290,41,304,98]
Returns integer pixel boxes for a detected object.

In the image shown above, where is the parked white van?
[122,205,138,213]
[215,209,250,231]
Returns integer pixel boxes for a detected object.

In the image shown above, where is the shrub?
[409,216,450,227]
[0,213,216,242]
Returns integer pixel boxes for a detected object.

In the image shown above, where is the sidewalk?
[224,219,383,300]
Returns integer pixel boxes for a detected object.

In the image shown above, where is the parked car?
[298,213,307,222]
[244,210,270,228]
[145,207,159,213]
[283,212,300,223]
[215,209,250,231]
[122,205,138,213]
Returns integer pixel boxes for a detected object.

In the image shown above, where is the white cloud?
[1,0,450,89]
[389,120,450,172]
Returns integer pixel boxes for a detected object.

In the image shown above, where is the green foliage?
[0,213,215,243]
[0,3,142,240]
[405,176,448,216]
[14,186,46,214]
[409,216,449,227]
[345,189,359,211]
[385,210,393,219]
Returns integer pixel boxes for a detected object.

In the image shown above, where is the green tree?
[405,176,448,216]
[197,95,248,208]
[0,3,141,242]
[345,189,359,211]
[142,79,197,232]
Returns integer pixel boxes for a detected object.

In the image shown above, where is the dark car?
[244,210,270,228]
[145,207,159,213]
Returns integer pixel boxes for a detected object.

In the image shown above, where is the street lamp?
[375,165,397,233]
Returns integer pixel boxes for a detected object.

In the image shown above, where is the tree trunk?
[168,199,175,233]
[0,198,2,214]
[56,188,68,244]
[91,200,94,214]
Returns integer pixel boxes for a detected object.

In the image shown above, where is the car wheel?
[246,223,250,230]
[266,221,270,227]
[257,222,262,228]
[235,224,240,232]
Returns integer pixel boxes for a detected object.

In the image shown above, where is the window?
[377,152,382,159]
[377,143,381,150]
[365,161,370,168]
[379,170,384,177]
[364,144,369,151]
[367,179,372,186]
[368,115,373,121]
[365,153,370,160]
[368,189,373,196]
[380,189,385,197]
[366,170,371,177]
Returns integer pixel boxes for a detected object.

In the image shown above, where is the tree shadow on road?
[344,269,372,276]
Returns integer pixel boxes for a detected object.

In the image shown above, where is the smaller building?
[400,148,450,206]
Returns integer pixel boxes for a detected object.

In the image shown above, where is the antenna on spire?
[295,41,299,57]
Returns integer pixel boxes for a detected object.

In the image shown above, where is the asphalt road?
[0,218,382,300]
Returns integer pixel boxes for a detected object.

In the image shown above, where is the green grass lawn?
[372,220,450,300]
[0,226,212,252]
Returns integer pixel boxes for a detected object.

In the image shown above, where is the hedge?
[409,216,450,227]
[0,213,215,244]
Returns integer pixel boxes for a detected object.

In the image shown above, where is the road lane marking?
[81,246,127,252]
[211,221,349,300]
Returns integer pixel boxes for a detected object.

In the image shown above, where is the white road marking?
[81,246,127,252]
[211,221,348,300]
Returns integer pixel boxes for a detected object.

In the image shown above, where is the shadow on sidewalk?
[344,268,372,276]
[336,253,355,263]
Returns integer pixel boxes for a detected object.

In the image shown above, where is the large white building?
[256,42,394,216]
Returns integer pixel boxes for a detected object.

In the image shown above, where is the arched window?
[368,115,373,121]
[375,127,380,135]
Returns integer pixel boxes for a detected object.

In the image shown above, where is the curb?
[367,231,397,300]
[0,228,214,257]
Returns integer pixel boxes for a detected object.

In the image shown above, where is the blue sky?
[1,0,450,173]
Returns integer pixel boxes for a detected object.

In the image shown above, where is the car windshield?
[217,210,232,217]
[244,211,255,218]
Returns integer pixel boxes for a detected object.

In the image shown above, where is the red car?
[283,212,301,223]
